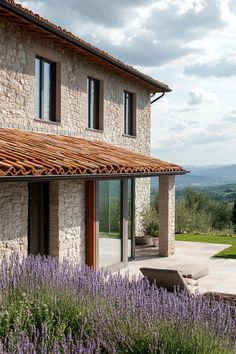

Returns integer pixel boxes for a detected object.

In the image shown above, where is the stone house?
[0,0,186,271]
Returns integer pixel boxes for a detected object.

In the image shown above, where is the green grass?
[99,231,120,239]
[175,233,236,259]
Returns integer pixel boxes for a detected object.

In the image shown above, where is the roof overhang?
[0,170,188,182]
[0,128,188,181]
[0,0,171,93]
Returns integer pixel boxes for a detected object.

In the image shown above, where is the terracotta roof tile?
[0,0,171,93]
[0,128,184,177]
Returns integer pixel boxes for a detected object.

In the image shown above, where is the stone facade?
[0,15,151,262]
[0,17,151,154]
[58,180,86,264]
[0,182,28,258]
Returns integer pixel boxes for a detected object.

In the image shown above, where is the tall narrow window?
[87,77,100,130]
[124,91,135,136]
[35,56,56,121]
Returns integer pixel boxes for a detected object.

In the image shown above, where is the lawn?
[176,233,236,259]
[99,231,120,238]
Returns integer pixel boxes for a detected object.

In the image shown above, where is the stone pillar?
[158,175,175,256]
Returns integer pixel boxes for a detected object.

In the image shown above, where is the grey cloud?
[20,0,156,28]
[188,91,203,105]
[98,36,193,66]
[19,0,222,68]
[184,55,236,77]
[222,111,236,123]
[171,123,186,132]
[187,89,216,105]
[147,0,225,42]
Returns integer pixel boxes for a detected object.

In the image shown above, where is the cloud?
[147,0,226,42]
[171,123,186,132]
[222,110,236,123]
[188,120,199,126]
[18,0,228,68]
[229,0,236,15]
[177,107,198,113]
[97,35,194,66]
[184,53,236,77]
[188,89,216,105]
[20,0,156,28]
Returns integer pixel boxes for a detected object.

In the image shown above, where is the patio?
[120,241,236,294]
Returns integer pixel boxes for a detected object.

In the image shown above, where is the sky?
[19,0,236,166]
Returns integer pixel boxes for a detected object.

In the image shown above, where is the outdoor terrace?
[120,241,236,294]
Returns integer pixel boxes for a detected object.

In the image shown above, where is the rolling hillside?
[151,164,236,202]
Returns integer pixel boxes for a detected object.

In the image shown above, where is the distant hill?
[176,164,236,189]
[151,165,236,193]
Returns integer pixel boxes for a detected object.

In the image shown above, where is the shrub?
[175,188,234,234]
[0,255,235,353]
[141,205,159,236]
[232,199,236,232]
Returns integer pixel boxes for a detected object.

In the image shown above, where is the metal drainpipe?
[151,92,165,104]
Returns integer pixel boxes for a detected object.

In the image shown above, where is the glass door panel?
[98,180,122,268]
[128,179,134,259]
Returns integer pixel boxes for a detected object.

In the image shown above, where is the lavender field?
[0,255,235,353]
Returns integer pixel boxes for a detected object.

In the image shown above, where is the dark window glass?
[87,77,100,129]
[28,182,49,256]
[35,58,41,119]
[35,56,56,121]
[124,91,134,135]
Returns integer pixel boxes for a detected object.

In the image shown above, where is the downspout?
[151,92,165,104]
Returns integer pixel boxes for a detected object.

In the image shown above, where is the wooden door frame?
[86,180,97,270]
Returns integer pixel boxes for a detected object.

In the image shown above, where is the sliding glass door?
[97,179,135,269]
[98,180,122,268]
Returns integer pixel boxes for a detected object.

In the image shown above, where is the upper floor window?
[124,91,136,136]
[87,77,103,130]
[35,56,56,121]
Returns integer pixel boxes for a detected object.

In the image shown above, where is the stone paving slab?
[120,241,236,294]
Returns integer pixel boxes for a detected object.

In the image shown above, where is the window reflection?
[98,180,121,268]
[128,179,134,259]
[35,56,55,121]
[88,77,100,129]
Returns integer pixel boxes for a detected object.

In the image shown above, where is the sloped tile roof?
[0,128,184,177]
[0,0,171,93]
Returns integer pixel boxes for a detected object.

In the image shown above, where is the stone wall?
[58,180,86,264]
[0,182,28,258]
[159,175,175,256]
[0,15,152,259]
[0,17,151,155]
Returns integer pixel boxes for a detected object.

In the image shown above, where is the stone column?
[158,175,175,256]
